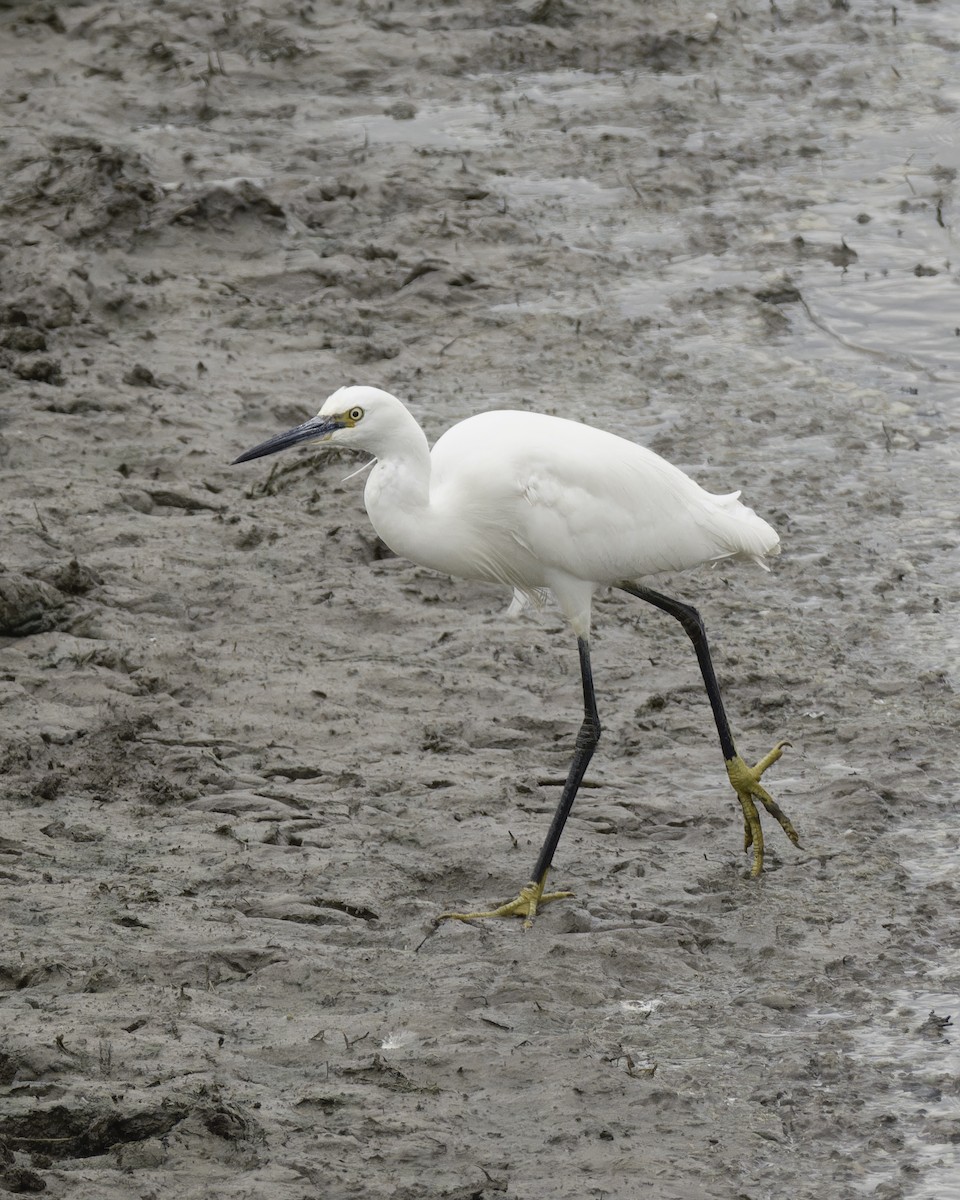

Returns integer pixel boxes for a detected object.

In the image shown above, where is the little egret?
[234,385,798,924]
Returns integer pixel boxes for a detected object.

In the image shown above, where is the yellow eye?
[348,406,364,423]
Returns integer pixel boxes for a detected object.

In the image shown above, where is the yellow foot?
[725,741,800,876]
[437,878,574,929]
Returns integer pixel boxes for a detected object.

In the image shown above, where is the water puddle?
[850,985,960,1199]
[328,100,494,152]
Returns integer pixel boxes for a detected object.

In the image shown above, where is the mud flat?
[1,3,958,1197]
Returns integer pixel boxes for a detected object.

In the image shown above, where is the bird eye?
[348,406,364,423]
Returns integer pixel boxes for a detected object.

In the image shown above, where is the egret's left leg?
[438,872,575,928]
[619,583,800,875]
[438,636,598,927]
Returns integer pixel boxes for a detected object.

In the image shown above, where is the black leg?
[618,583,798,873]
[529,636,601,886]
[618,584,736,760]
[438,636,600,924]
[439,587,797,925]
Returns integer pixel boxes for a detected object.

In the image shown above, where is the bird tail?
[706,491,780,569]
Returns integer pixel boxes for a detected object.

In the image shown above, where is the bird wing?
[430,410,778,587]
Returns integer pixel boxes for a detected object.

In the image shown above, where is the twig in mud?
[479,1165,509,1191]
[902,153,917,195]
[797,291,947,383]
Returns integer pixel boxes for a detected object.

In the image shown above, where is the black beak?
[232,415,341,464]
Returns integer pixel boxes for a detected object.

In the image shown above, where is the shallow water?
[853,986,960,1200]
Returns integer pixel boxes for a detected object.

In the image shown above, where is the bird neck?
[362,417,436,558]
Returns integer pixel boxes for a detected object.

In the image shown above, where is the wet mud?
[2,2,959,1197]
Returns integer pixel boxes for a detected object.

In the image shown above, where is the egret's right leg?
[438,636,598,928]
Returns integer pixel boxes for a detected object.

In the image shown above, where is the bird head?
[233,385,405,464]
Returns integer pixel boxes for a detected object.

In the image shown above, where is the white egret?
[234,385,798,924]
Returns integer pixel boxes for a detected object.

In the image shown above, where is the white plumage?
[326,388,778,636]
[234,385,797,922]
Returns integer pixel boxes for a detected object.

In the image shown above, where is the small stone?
[13,357,62,385]
[386,100,417,120]
[1,328,46,352]
[122,363,159,387]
